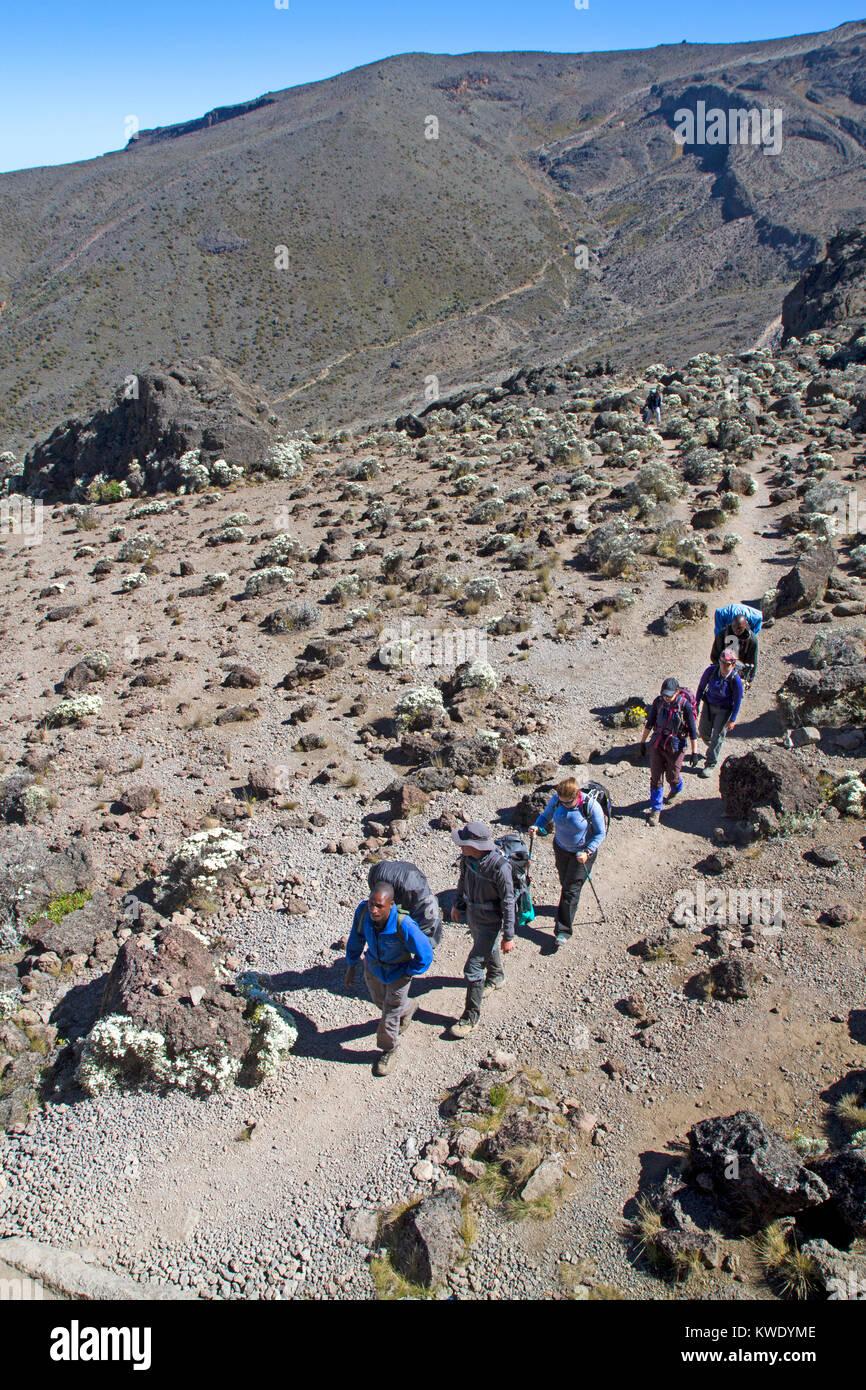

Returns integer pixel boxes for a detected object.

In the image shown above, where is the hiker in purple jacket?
[639,677,699,827]
[696,649,743,778]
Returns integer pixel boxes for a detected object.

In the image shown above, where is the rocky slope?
[3,22,866,451]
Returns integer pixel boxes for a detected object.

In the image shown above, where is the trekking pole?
[583,862,607,924]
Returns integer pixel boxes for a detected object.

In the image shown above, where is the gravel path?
[1,433,864,1300]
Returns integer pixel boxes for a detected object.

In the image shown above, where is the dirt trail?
[135,449,788,1239]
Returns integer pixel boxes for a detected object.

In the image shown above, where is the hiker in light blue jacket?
[529,777,606,948]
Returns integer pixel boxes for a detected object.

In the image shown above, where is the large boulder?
[392,1189,464,1287]
[76,929,297,1096]
[808,1148,866,1237]
[688,1111,830,1227]
[774,544,836,615]
[718,749,822,821]
[777,663,866,729]
[23,357,285,501]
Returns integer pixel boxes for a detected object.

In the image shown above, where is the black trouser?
[552,842,597,937]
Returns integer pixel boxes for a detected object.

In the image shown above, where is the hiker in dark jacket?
[368,860,442,944]
[447,822,515,1039]
[644,388,662,426]
[696,649,743,778]
[711,613,758,687]
[529,776,606,948]
[639,677,698,826]
[345,883,433,1076]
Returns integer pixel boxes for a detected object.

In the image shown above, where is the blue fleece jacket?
[697,664,743,721]
[346,901,433,984]
[534,794,606,855]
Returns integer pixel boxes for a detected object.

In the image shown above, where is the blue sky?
[1,1,860,171]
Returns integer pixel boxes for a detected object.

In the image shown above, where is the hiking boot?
[483,976,505,997]
[698,765,714,779]
[398,1001,418,1034]
[647,810,660,827]
[373,1049,396,1077]
[448,1014,478,1040]
[667,781,684,802]
[554,932,569,949]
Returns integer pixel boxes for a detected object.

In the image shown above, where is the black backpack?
[580,782,612,836]
[494,833,535,927]
[367,860,443,948]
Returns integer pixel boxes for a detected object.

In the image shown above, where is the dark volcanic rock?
[808,1148,866,1237]
[99,926,250,1062]
[22,890,116,960]
[719,748,822,821]
[782,228,866,343]
[688,1111,830,1227]
[777,663,866,728]
[23,357,283,501]
[0,830,93,947]
[652,599,709,635]
[774,544,835,616]
[391,1189,464,1287]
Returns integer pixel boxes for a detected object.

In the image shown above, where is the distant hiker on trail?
[696,649,743,779]
[447,822,515,1040]
[345,883,433,1077]
[639,677,699,827]
[643,387,662,426]
[529,777,607,949]
[711,611,759,688]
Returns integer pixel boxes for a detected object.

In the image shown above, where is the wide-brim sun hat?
[451,821,496,853]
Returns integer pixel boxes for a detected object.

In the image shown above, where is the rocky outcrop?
[687,1111,830,1228]
[76,929,297,1096]
[778,662,866,729]
[23,358,287,501]
[808,1147,866,1237]
[718,749,822,822]
[782,228,866,343]
[773,545,836,616]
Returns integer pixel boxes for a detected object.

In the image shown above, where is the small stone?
[188,986,206,1007]
[411,1160,436,1182]
[813,844,841,866]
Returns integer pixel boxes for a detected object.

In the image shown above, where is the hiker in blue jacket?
[696,648,743,778]
[345,882,433,1077]
[529,776,607,948]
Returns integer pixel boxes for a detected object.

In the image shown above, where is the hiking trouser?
[649,743,685,810]
[363,960,413,1053]
[699,702,730,768]
[552,841,598,936]
[463,924,505,997]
